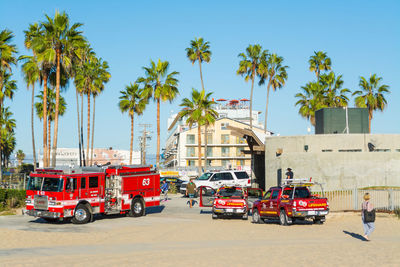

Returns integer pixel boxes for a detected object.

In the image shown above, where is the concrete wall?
[265,134,400,190]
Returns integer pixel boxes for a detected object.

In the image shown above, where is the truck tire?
[129,198,144,217]
[72,205,91,224]
[313,216,325,224]
[279,210,288,226]
[252,209,262,224]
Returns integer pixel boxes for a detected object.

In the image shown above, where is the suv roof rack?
[281,178,321,187]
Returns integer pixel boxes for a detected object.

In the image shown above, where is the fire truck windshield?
[27,176,64,192]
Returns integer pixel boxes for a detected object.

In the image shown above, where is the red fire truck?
[25,165,160,224]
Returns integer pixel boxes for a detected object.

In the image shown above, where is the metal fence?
[0,173,27,189]
[318,189,400,211]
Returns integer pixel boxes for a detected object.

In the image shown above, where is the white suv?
[180,170,251,194]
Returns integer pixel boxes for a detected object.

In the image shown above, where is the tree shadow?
[343,230,367,241]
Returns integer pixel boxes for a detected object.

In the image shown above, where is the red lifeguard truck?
[25,165,160,224]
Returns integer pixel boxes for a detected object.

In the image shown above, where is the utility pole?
[139,124,152,165]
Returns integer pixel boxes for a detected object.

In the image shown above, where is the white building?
[39,148,141,167]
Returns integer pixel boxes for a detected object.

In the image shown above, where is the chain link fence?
[0,173,27,190]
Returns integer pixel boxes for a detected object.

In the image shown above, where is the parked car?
[179,170,251,195]
[199,186,263,220]
[160,176,184,191]
[252,179,329,225]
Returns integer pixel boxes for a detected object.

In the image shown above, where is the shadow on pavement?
[343,230,367,241]
[200,210,212,214]
[146,206,165,214]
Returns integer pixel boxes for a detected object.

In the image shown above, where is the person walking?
[161,180,169,202]
[361,193,375,241]
[186,179,197,208]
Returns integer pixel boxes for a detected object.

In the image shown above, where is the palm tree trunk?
[80,93,86,166]
[76,89,82,166]
[264,81,272,133]
[51,50,61,167]
[197,124,202,175]
[156,98,160,168]
[249,69,255,129]
[48,119,51,166]
[204,124,208,171]
[86,93,91,165]
[43,75,48,167]
[90,97,96,165]
[368,109,372,133]
[31,83,37,170]
[198,59,205,91]
[130,114,134,165]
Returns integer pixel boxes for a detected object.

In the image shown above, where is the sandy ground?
[0,194,399,267]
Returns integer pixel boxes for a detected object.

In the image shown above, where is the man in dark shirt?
[286,168,294,180]
[186,179,197,208]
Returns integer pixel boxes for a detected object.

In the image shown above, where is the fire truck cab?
[25,165,160,224]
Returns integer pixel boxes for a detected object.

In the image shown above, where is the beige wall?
[265,134,400,190]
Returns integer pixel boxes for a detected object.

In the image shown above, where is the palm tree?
[35,87,67,162]
[34,10,85,166]
[0,107,16,133]
[119,83,147,165]
[90,58,110,165]
[178,88,217,174]
[308,51,331,81]
[200,94,218,169]
[295,82,326,127]
[353,74,390,133]
[185,37,213,170]
[319,72,350,107]
[258,53,288,133]
[0,29,18,123]
[138,59,179,168]
[16,150,25,166]
[73,43,95,166]
[237,44,267,129]
[185,37,211,91]
[0,128,16,168]
[20,55,41,170]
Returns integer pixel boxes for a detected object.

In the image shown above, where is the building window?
[221,147,230,157]
[221,134,230,144]
[206,160,212,166]
[187,134,195,144]
[221,123,229,130]
[187,147,195,157]
[187,160,195,166]
[236,136,246,144]
[236,160,244,166]
[221,160,231,168]
[206,147,213,157]
[207,133,213,144]
[236,147,244,156]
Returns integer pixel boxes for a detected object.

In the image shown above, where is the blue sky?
[1,0,399,158]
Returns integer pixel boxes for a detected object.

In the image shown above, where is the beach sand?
[0,195,399,266]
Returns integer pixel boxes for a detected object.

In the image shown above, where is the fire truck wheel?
[279,210,288,226]
[252,209,262,224]
[129,198,144,217]
[72,205,91,224]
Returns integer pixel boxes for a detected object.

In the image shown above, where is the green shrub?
[0,189,26,211]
